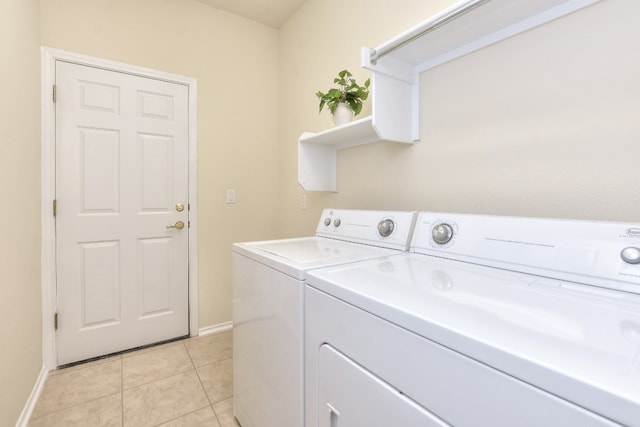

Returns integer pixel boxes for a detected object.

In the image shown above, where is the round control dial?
[621,247,640,265]
[333,218,341,227]
[432,223,454,245]
[378,219,395,237]
[324,218,331,226]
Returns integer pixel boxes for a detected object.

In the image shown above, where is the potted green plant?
[316,69,370,126]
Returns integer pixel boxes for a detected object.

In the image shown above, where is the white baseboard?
[15,365,48,427]
[198,321,232,337]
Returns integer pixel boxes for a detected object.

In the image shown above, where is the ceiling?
[195,0,306,28]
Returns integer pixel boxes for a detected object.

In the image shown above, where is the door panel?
[79,127,120,212]
[80,240,120,328]
[55,60,189,365]
[138,237,173,316]
[140,133,173,210]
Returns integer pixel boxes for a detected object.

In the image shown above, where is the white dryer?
[305,212,640,427]
[232,209,417,427]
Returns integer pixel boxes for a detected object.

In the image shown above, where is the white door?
[55,60,190,365]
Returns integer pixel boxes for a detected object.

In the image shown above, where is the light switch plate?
[227,189,236,204]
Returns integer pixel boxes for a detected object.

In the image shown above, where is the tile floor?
[28,330,239,427]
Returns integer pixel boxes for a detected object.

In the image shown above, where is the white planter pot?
[332,102,354,126]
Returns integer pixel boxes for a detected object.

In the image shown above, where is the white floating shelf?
[301,116,378,150]
[299,0,602,192]
[298,115,414,192]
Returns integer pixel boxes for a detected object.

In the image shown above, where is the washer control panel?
[316,209,416,250]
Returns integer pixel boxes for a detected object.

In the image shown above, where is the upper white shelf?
[363,0,602,75]
[299,0,603,192]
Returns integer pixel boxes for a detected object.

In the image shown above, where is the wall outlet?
[226,189,236,204]
[300,194,307,210]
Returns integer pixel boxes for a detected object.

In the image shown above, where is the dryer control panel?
[411,212,640,294]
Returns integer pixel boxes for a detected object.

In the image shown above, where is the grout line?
[182,341,196,371]
[121,342,195,391]
[122,369,210,426]
[120,338,186,360]
[211,403,228,427]
[196,357,234,405]
[186,343,209,402]
[28,391,123,422]
[186,339,223,423]
[49,354,122,377]
[151,405,213,427]
[212,405,224,427]
[30,359,123,419]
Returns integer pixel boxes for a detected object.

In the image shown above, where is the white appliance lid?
[242,237,396,264]
[306,253,640,426]
[232,209,417,280]
[233,237,405,280]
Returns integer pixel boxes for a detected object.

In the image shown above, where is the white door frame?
[40,47,199,370]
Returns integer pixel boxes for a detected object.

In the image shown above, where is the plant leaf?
[317,69,370,116]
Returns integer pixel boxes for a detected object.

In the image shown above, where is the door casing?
[41,47,199,369]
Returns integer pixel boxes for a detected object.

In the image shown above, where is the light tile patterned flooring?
[29,331,239,427]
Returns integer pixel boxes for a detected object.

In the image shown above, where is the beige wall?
[4,0,640,423]
[280,0,640,238]
[0,0,42,424]
[40,0,281,328]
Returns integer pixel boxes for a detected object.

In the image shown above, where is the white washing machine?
[305,212,640,427]
[232,209,417,427]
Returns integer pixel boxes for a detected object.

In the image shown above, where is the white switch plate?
[300,195,307,210]
[227,189,236,204]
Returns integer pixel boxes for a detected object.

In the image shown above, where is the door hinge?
[54,312,59,330]
[53,199,57,217]
[53,84,57,103]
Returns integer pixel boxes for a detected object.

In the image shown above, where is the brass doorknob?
[167,221,185,230]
